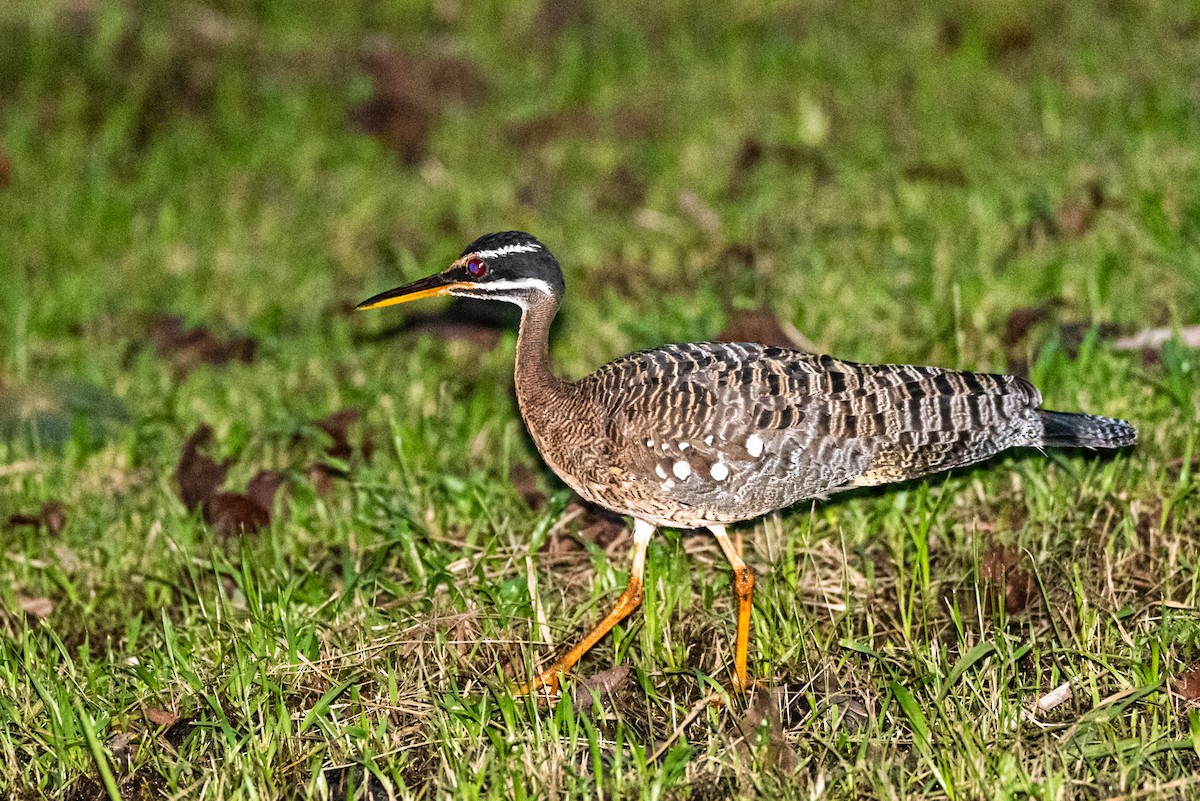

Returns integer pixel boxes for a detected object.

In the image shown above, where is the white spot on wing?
[678,442,690,450]
[645,438,654,447]
[672,461,691,480]
[710,462,729,481]
[746,434,764,457]
[704,435,714,446]
[655,464,667,480]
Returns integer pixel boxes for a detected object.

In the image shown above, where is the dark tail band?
[1039,410,1137,449]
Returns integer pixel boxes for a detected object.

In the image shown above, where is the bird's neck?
[513,293,566,398]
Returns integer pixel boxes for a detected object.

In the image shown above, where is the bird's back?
[573,342,1054,527]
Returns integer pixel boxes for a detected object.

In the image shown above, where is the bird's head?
[357,231,564,313]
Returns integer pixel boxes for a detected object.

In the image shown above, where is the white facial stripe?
[470,242,542,260]
[476,277,553,296]
[449,277,554,311]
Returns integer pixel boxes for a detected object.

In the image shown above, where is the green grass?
[1,0,1199,798]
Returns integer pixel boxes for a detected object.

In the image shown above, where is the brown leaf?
[728,137,832,194]
[105,731,137,769]
[160,715,197,748]
[938,18,962,52]
[987,21,1034,60]
[317,409,361,461]
[176,425,231,511]
[151,315,256,374]
[1058,321,1124,358]
[572,665,631,713]
[1174,667,1200,701]
[20,595,54,620]
[429,56,488,105]
[1055,182,1107,240]
[508,108,595,148]
[40,501,66,535]
[510,461,547,511]
[575,504,628,549]
[5,501,66,535]
[351,41,486,165]
[598,164,648,212]
[246,470,285,513]
[903,162,967,187]
[307,464,338,496]
[718,310,814,352]
[535,0,591,39]
[0,143,11,188]
[351,48,434,165]
[979,546,1032,614]
[733,685,800,773]
[1003,304,1055,348]
[144,707,179,727]
[203,492,270,536]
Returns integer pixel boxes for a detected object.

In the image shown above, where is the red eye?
[467,258,488,278]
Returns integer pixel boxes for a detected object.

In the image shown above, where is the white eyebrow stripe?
[470,242,542,260]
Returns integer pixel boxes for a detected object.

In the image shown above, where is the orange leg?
[518,519,655,696]
[710,524,755,692]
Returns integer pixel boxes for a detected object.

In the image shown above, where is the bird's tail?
[1038,410,1137,449]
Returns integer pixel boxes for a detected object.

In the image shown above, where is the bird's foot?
[514,669,564,700]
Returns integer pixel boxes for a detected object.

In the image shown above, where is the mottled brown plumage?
[359,231,1137,695]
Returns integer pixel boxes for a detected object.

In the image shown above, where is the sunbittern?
[358,231,1136,695]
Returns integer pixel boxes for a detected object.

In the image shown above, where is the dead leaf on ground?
[105,731,138,769]
[245,470,286,513]
[903,162,967,187]
[351,40,486,165]
[307,464,338,496]
[986,21,1034,60]
[144,707,179,728]
[151,315,257,375]
[572,665,631,714]
[0,143,11,188]
[508,105,656,149]
[1055,180,1108,239]
[1003,303,1058,349]
[574,504,628,549]
[718,310,815,352]
[1002,302,1060,378]
[19,595,54,620]
[733,685,801,773]
[1058,321,1124,358]
[176,427,281,536]
[598,164,648,211]
[979,546,1033,615]
[175,425,231,511]
[938,18,963,52]
[161,715,197,749]
[728,137,832,194]
[1174,667,1200,701]
[203,491,270,536]
[510,461,547,511]
[317,409,361,461]
[535,0,591,39]
[6,501,66,535]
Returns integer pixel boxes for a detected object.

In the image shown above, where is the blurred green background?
[1,1,1198,798]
